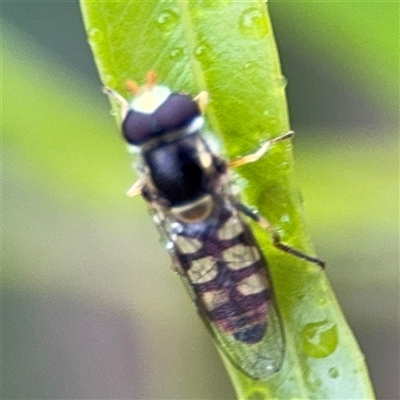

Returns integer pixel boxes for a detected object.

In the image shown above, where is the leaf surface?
[80,1,375,398]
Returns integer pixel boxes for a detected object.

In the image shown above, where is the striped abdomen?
[174,210,271,344]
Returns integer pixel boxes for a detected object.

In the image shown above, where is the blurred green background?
[3,1,398,399]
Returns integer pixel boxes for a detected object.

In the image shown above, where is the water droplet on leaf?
[278,75,288,88]
[318,297,328,306]
[89,28,104,43]
[157,10,179,33]
[239,8,269,39]
[280,214,291,224]
[193,42,211,64]
[169,47,184,61]
[329,367,339,378]
[301,320,338,358]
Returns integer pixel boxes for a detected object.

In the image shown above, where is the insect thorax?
[142,131,226,220]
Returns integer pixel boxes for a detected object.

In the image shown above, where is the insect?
[104,71,325,380]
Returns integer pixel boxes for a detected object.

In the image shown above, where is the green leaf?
[80,1,375,398]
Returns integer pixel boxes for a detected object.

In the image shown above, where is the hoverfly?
[104,72,324,380]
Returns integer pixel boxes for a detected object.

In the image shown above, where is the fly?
[104,71,325,380]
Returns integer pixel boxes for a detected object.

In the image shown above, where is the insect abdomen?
[174,209,271,344]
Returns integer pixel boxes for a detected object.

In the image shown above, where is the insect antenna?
[146,70,157,89]
[125,80,140,95]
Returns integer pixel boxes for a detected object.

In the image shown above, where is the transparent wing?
[148,202,285,380]
[198,295,284,380]
[192,215,285,380]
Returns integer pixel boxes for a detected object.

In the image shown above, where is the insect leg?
[228,131,294,169]
[126,179,144,197]
[237,203,326,269]
[103,87,129,120]
[193,91,209,114]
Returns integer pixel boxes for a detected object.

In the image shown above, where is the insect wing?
[195,214,285,380]
[161,205,285,380]
[202,295,284,380]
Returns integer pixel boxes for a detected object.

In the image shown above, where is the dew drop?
[193,42,211,64]
[262,109,272,117]
[280,213,291,224]
[239,8,269,39]
[157,10,179,33]
[89,28,104,43]
[169,47,184,61]
[329,367,339,378]
[301,320,338,358]
[277,75,288,89]
[318,297,328,307]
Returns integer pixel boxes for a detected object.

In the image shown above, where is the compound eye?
[155,93,201,132]
[122,110,156,145]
